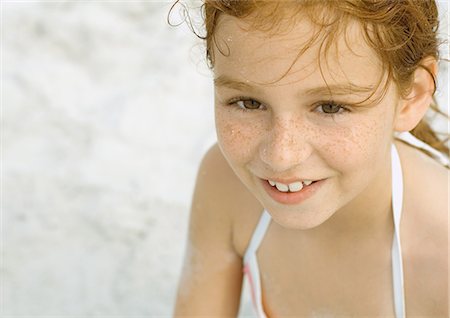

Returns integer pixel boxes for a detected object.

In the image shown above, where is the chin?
[268,207,336,230]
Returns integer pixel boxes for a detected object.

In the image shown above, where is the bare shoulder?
[174,144,261,315]
[396,139,448,236]
[198,143,246,196]
[190,143,242,242]
[395,140,448,315]
[197,143,261,217]
[197,143,264,255]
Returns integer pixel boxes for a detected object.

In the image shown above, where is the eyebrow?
[214,75,375,96]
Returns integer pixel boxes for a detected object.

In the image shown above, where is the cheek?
[215,108,265,162]
[318,115,392,171]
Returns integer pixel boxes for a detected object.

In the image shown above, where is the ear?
[394,57,438,132]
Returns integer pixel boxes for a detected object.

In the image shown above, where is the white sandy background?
[3,1,220,316]
[1,1,448,317]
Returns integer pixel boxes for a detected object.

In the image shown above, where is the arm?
[173,144,243,316]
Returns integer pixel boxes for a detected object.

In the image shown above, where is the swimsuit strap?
[391,143,406,318]
[243,210,271,264]
[243,210,271,318]
[395,131,449,167]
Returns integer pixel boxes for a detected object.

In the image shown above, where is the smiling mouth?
[265,179,318,193]
[261,178,324,205]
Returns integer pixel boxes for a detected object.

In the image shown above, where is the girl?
[173,1,449,316]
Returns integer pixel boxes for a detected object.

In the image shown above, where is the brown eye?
[237,99,262,110]
[320,102,343,114]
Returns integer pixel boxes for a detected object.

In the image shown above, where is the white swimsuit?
[242,132,449,317]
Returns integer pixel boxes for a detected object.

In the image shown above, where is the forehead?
[213,14,383,89]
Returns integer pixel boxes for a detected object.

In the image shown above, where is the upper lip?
[263,177,319,184]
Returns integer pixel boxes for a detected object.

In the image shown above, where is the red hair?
[171,0,449,155]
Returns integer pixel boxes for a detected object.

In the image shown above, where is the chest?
[247,228,447,317]
[255,232,394,316]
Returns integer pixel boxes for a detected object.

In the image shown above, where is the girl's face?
[213,14,401,230]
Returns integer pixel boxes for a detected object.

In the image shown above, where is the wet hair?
[169,0,449,156]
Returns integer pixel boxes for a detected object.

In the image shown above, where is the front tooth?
[303,180,313,186]
[268,180,276,186]
[288,181,303,192]
[275,182,289,192]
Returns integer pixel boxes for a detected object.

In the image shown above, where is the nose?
[259,115,312,172]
